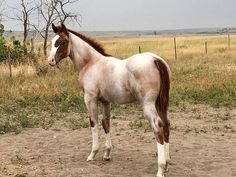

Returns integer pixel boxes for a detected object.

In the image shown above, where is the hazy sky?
[2,0,236,31]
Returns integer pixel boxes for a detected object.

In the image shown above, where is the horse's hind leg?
[163,119,170,171]
[143,102,166,177]
[157,109,170,172]
[84,93,99,161]
[101,102,112,161]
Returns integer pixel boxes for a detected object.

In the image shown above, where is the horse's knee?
[154,127,164,144]
[152,118,164,144]
[102,118,110,133]
[89,118,95,127]
[88,114,97,127]
[143,104,164,144]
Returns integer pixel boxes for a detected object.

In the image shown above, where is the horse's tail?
[154,58,170,125]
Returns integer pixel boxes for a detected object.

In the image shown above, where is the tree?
[0,1,6,61]
[0,23,25,64]
[0,23,7,62]
[32,0,80,56]
[55,0,81,24]
[6,0,35,54]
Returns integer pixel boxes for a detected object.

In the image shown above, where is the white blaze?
[48,35,59,63]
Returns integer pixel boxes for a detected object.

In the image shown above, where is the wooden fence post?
[174,37,177,60]
[205,41,208,55]
[139,46,142,53]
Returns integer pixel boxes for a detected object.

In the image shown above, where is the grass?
[0,34,236,133]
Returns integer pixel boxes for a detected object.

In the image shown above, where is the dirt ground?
[0,105,236,177]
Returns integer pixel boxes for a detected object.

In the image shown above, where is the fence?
[1,33,235,78]
[135,33,233,60]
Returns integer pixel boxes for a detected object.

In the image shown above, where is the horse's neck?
[69,33,102,71]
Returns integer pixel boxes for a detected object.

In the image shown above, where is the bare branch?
[30,23,45,39]
[5,0,37,54]
[55,0,81,25]
[32,0,81,56]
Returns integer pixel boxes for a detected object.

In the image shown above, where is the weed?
[129,116,150,132]
[184,126,192,134]
[10,154,29,165]
[67,117,89,130]
[0,121,12,134]
[15,112,33,128]
[216,47,226,53]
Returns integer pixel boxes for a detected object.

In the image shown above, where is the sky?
[1,0,236,31]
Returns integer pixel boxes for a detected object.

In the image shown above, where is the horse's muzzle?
[48,57,57,66]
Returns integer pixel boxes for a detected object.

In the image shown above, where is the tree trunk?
[43,27,49,56]
[23,21,28,54]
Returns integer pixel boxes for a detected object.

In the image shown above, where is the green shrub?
[0,23,27,64]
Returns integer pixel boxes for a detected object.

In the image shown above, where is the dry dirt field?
[0,104,235,177]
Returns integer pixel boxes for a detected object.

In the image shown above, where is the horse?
[48,23,170,177]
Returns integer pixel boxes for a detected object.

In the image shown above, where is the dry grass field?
[0,34,236,177]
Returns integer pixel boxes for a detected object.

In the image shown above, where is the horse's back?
[126,52,161,79]
[126,52,169,72]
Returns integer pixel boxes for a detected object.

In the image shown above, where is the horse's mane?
[67,29,111,57]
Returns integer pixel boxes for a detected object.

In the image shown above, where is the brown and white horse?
[48,23,170,177]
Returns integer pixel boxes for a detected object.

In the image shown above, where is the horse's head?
[48,23,70,66]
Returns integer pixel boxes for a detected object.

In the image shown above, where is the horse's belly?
[100,87,136,104]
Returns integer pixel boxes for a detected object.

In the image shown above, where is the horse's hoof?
[103,156,111,161]
[164,167,169,173]
[86,155,94,161]
[156,171,165,177]
[164,163,169,172]
[86,158,94,161]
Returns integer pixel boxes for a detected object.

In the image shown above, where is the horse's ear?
[61,23,68,34]
[52,23,58,33]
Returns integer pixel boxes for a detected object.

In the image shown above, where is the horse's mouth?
[49,59,60,67]
[49,63,56,67]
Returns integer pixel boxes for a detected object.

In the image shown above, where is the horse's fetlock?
[89,118,95,127]
[92,146,99,152]
[157,161,166,177]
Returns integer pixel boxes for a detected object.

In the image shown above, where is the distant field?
[0,34,236,133]
[3,27,236,41]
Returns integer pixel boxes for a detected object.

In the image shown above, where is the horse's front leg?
[84,93,99,161]
[102,102,112,161]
